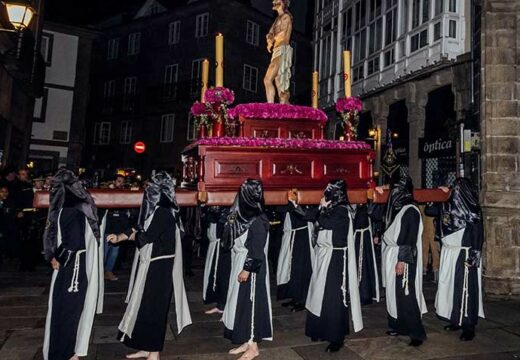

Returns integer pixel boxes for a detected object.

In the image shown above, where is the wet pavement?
[1,260,520,360]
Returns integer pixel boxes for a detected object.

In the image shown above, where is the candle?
[343,50,351,97]
[311,71,319,108]
[201,59,209,102]
[215,33,224,87]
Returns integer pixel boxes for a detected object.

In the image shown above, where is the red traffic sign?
[134,141,146,154]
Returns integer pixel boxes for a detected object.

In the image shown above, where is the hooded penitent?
[441,178,481,235]
[137,171,179,229]
[312,179,349,245]
[324,179,349,210]
[385,175,414,226]
[221,179,264,249]
[43,169,99,261]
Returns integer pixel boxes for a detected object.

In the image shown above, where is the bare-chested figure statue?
[264,0,293,104]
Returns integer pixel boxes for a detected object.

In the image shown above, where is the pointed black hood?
[441,177,481,235]
[385,175,414,226]
[221,179,264,249]
[138,171,179,230]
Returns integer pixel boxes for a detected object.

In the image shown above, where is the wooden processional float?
[33,35,450,210]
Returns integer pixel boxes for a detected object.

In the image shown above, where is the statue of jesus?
[264,0,293,104]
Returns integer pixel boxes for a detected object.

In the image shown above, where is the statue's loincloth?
[271,44,293,93]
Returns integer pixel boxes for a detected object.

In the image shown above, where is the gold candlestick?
[215,33,224,87]
[201,59,209,102]
[343,50,351,97]
[312,71,319,108]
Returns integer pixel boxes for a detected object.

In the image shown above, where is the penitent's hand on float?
[320,197,331,208]
[439,186,450,193]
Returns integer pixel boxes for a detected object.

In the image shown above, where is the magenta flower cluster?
[229,103,328,123]
[204,87,235,105]
[190,102,209,116]
[195,136,371,150]
[335,96,363,114]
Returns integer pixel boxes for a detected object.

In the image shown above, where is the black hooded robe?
[203,209,231,311]
[304,205,363,344]
[352,205,380,305]
[45,208,88,360]
[384,206,427,341]
[118,206,191,351]
[43,169,103,360]
[276,202,313,306]
[426,203,484,332]
[223,214,273,344]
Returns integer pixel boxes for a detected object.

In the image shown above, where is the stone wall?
[481,0,520,297]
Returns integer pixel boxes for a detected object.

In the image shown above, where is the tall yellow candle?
[312,71,319,108]
[343,50,351,97]
[215,33,224,87]
[201,59,209,102]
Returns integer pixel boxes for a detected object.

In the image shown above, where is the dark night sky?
[45,0,313,34]
[44,0,146,25]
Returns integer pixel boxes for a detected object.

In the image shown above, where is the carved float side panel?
[271,159,314,178]
[252,127,280,138]
[215,160,261,178]
[323,153,372,188]
[287,129,314,139]
[240,117,324,140]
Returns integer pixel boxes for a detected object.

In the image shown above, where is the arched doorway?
[421,85,457,188]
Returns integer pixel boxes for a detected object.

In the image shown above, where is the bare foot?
[238,347,259,360]
[126,351,150,359]
[229,343,249,355]
[146,352,160,360]
[205,307,224,315]
[69,355,80,360]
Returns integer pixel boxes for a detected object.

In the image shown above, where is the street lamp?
[3,0,35,30]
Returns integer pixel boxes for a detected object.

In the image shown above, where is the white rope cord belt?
[212,240,221,292]
[333,246,349,308]
[286,226,309,277]
[355,227,370,284]
[402,263,410,296]
[249,272,257,343]
[68,250,86,293]
[459,247,471,326]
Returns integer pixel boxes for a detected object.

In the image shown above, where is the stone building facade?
[480,0,520,297]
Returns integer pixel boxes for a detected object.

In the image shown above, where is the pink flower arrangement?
[336,96,363,113]
[191,87,237,136]
[194,136,371,150]
[190,101,212,130]
[204,87,235,105]
[229,103,328,123]
[190,102,208,116]
[335,96,363,140]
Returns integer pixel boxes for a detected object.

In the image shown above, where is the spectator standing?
[102,175,131,281]
[12,168,38,271]
[0,185,17,261]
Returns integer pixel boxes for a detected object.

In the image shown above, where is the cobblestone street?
[1,261,520,360]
